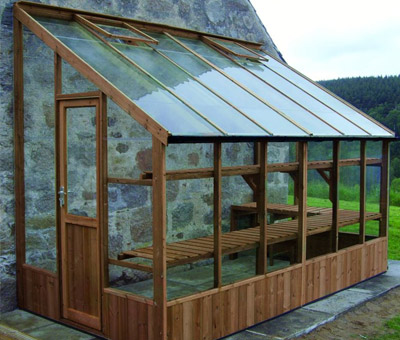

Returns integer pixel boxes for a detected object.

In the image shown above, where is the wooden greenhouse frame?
[13,2,396,339]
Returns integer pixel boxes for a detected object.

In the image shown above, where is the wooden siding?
[166,237,387,340]
[103,289,154,340]
[22,264,60,320]
[21,238,387,339]
[305,237,387,303]
[166,266,303,340]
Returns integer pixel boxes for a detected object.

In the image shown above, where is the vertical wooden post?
[297,142,307,263]
[294,142,300,205]
[14,17,25,308]
[99,93,108,284]
[253,142,261,202]
[54,53,62,287]
[99,92,109,332]
[359,140,366,244]
[298,142,307,305]
[331,141,340,252]
[256,142,268,275]
[152,137,167,340]
[379,140,390,237]
[213,142,222,287]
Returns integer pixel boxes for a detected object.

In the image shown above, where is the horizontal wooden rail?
[108,258,153,272]
[108,177,153,186]
[140,158,382,181]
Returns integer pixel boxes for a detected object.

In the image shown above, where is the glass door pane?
[66,106,97,217]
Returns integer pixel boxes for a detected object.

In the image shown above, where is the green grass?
[373,314,400,340]
[287,195,400,260]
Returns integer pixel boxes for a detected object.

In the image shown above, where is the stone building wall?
[0,0,286,312]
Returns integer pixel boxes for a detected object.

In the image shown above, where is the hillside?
[318,76,400,186]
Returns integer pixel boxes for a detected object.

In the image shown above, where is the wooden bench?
[115,207,381,271]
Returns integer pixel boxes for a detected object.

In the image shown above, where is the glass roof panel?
[146,32,307,136]
[113,42,268,136]
[35,17,221,136]
[234,58,369,136]
[96,24,143,38]
[178,37,341,136]
[206,37,262,58]
[260,53,393,136]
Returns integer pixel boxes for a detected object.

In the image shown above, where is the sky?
[251,0,400,81]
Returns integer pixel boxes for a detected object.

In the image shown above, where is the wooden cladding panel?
[305,238,387,303]
[104,291,154,340]
[167,267,302,340]
[22,265,60,320]
[166,238,386,340]
[65,223,100,318]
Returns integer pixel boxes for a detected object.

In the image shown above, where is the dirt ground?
[298,287,400,340]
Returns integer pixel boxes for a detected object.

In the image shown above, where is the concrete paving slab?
[243,309,334,339]
[354,274,400,294]
[0,310,53,332]
[387,260,400,277]
[225,330,271,339]
[26,323,97,340]
[303,289,374,314]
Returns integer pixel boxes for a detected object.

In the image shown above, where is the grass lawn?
[374,314,400,340]
[287,195,400,260]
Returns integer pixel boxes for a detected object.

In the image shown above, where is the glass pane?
[35,17,220,137]
[260,54,393,136]
[62,59,97,93]
[178,37,342,136]
[66,106,97,217]
[146,32,306,136]
[97,24,144,39]
[23,28,57,272]
[107,98,153,179]
[235,58,368,136]
[114,42,267,136]
[207,37,259,57]
[108,184,153,299]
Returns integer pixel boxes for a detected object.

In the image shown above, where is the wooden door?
[58,98,101,330]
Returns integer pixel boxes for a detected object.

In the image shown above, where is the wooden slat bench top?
[231,202,334,216]
[119,209,381,268]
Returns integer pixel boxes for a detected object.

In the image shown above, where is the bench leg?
[229,208,239,260]
[268,245,274,266]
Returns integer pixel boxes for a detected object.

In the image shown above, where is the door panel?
[59,98,101,331]
[65,223,100,329]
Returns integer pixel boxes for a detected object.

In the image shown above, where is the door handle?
[58,186,66,207]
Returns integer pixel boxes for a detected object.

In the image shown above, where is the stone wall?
[0,0,285,312]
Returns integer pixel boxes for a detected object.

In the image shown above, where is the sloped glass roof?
[32,14,395,140]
